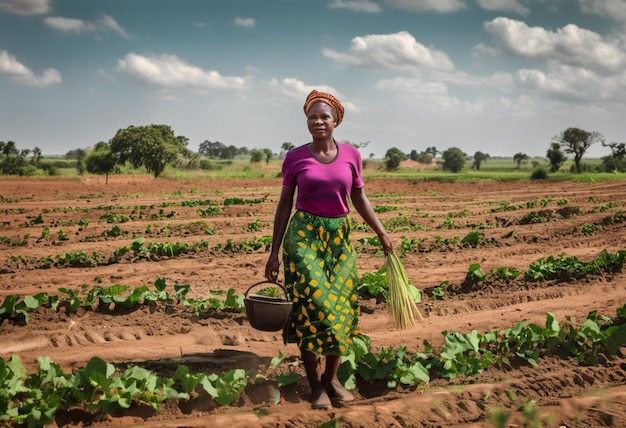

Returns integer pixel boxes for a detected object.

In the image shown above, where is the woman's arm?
[265,185,296,281]
[350,187,392,253]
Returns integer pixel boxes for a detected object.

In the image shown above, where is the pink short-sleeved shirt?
[282,142,364,218]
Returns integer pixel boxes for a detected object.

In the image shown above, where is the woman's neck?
[311,137,336,153]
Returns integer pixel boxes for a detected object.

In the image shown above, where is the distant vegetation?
[1,125,624,180]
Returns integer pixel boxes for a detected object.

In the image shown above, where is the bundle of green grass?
[385,251,424,329]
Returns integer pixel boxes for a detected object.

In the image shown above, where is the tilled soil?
[1,175,625,427]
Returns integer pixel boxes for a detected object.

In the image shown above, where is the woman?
[264,90,392,410]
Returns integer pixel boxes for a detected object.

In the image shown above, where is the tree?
[198,140,226,159]
[425,146,438,157]
[65,148,86,160]
[471,151,490,170]
[546,142,566,173]
[263,148,273,165]
[554,127,603,173]
[249,149,263,163]
[281,142,294,155]
[31,147,42,166]
[343,140,370,150]
[513,152,528,169]
[2,141,18,159]
[85,142,116,183]
[109,124,189,178]
[409,149,419,161]
[441,147,466,173]
[601,141,626,172]
[384,147,407,171]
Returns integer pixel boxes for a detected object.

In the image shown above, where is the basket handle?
[244,280,290,300]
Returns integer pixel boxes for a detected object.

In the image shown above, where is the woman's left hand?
[379,234,393,254]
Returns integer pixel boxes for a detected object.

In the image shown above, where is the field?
[1,172,625,427]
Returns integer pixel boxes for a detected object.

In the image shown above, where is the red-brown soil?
[1,174,625,427]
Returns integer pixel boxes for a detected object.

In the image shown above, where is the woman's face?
[306,102,337,139]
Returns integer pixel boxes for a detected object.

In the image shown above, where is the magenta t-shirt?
[282,142,364,217]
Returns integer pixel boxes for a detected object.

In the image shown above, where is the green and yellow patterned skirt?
[282,210,360,356]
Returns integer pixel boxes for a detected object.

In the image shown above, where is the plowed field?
[1,175,625,427]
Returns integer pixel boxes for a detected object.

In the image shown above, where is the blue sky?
[1,0,625,158]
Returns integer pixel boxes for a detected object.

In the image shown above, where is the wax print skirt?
[282,210,360,356]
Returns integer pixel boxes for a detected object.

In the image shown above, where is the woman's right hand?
[265,254,280,282]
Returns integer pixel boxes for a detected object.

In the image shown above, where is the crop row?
[2,305,624,427]
[2,249,624,328]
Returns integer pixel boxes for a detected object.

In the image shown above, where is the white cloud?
[268,78,360,112]
[44,17,96,32]
[0,50,62,87]
[384,0,466,12]
[98,15,130,38]
[116,53,249,90]
[477,0,528,15]
[43,14,129,37]
[269,77,343,100]
[579,0,626,24]
[515,64,626,102]
[323,31,455,72]
[375,76,488,115]
[234,17,255,28]
[484,17,625,71]
[328,0,381,13]
[0,0,50,15]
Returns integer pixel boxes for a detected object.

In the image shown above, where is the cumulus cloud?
[328,0,381,13]
[234,17,255,28]
[323,31,455,72]
[515,64,626,102]
[484,17,625,71]
[44,14,129,37]
[268,78,360,112]
[384,0,466,13]
[477,0,528,15]
[0,50,62,87]
[269,78,342,99]
[44,17,96,32]
[116,53,249,90]
[579,0,626,24]
[0,0,50,15]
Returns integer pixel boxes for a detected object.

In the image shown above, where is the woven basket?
[244,281,293,332]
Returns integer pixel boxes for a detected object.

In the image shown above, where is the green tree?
[2,140,18,159]
[65,148,86,160]
[263,148,273,165]
[109,124,188,178]
[30,146,42,166]
[471,151,489,170]
[409,149,419,161]
[546,142,566,172]
[198,140,225,159]
[441,147,466,173]
[513,152,528,169]
[418,152,434,164]
[281,142,295,155]
[554,127,603,173]
[250,149,263,163]
[85,142,116,183]
[601,142,626,172]
[384,147,407,171]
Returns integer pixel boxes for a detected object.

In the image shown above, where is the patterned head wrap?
[303,90,345,126]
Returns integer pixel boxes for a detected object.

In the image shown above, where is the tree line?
[1,125,624,180]
[381,127,625,175]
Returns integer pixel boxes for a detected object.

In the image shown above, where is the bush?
[199,160,222,170]
[530,167,548,180]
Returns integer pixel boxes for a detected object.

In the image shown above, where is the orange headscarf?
[303,90,345,126]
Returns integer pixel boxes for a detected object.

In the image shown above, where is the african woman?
[265,90,392,409]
